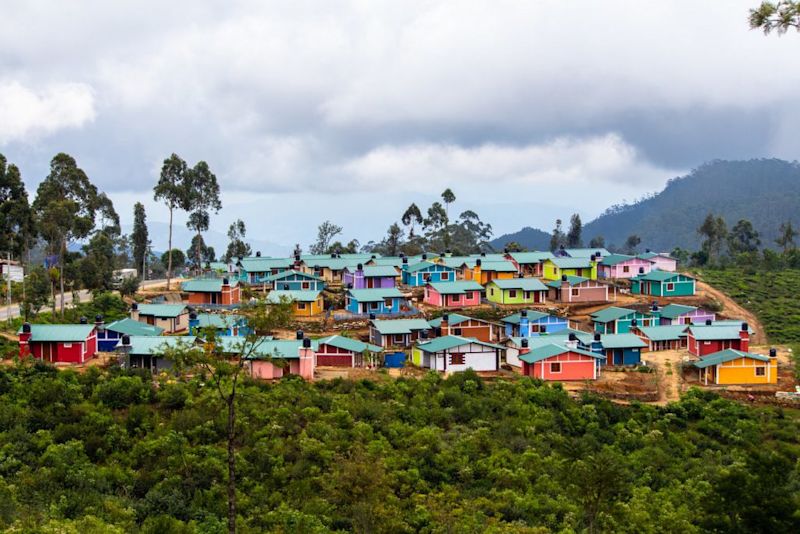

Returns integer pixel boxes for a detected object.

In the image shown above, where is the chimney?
[296,330,304,340]
[740,323,749,352]
[371,255,376,260]
[94,314,105,332]
[402,257,409,269]
[357,263,363,272]
[705,319,712,326]
[520,338,530,355]
[298,337,315,379]
[566,333,578,350]
[590,254,596,262]
[519,310,530,337]
[422,254,428,260]
[591,333,603,355]
[130,302,139,321]
[420,329,429,339]
[445,249,452,257]
[595,250,602,257]
[645,248,651,253]
[481,252,486,257]
[476,258,482,266]
[769,347,777,358]
[223,277,230,286]
[256,251,261,257]
[79,316,88,325]
[19,322,32,358]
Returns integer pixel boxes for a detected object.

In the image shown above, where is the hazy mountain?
[491,159,800,252]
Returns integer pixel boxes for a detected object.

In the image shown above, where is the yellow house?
[693,349,778,385]
[462,260,517,285]
[541,257,598,281]
[266,290,324,317]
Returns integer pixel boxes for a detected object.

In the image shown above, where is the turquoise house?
[631,270,696,297]
[263,270,325,291]
[401,260,459,286]
[590,306,656,334]
[236,257,294,284]
[345,288,409,315]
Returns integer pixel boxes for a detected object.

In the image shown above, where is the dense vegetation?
[0,364,797,533]
[493,159,800,252]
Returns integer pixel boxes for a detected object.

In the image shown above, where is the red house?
[181,278,240,306]
[424,281,483,308]
[518,337,603,381]
[315,335,383,367]
[18,322,98,364]
[686,323,750,356]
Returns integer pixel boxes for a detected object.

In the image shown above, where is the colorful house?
[631,270,696,297]
[545,275,609,303]
[590,306,655,334]
[541,257,598,281]
[598,254,653,279]
[428,313,500,343]
[693,348,778,385]
[462,259,517,285]
[504,251,554,277]
[218,334,315,380]
[687,323,750,357]
[593,333,647,366]
[181,277,241,306]
[343,264,398,289]
[97,317,163,352]
[18,323,98,364]
[369,318,432,348]
[485,278,548,305]
[117,335,196,373]
[301,257,361,284]
[556,247,611,258]
[638,250,677,272]
[131,303,189,334]
[345,288,408,315]
[631,324,688,351]
[401,260,459,286]
[653,303,715,326]
[501,310,569,337]
[189,312,248,336]
[267,290,324,317]
[236,256,293,284]
[411,335,504,372]
[263,270,325,291]
[315,335,383,367]
[517,338,603,380]
[424,281,483,308]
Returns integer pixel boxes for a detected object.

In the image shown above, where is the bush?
[95,376,152,409]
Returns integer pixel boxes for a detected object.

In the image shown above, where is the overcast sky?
[1,1,798,254]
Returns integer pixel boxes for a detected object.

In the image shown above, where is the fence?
[332,307,421,322]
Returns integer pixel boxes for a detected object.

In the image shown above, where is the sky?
[1,1,799,255]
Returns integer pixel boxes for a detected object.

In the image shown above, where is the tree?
[424,202,448,250]
[80,232,117,290]
[0,154,36,261]
[32,153,100,317]
[225,220,251,262]
[588,236,605,249]
[550,219,565,252]
[21,265,51,319]
[167,298,294,534]
[698,213,728,263]
[382,223,404,256]
[503,241,526,252]
[750,1,800,33]
[310,221,343,255]
[775,220,797,253]
[186,161,222,273]
[131,203,149,280]
[452,210,493,253]
[566,213,583,248]
[326,239,360,254]
[161,249,185,271]
[187,234,216,268]
[118,276,140,298]
[728,219,761,255]
[441,190,456,249]
[401,203,423,238]
[154,154,192,290]
[624,234,641,255]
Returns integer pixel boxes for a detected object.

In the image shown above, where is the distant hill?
[491,159,800,252]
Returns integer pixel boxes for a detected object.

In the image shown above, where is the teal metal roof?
[428,281,484,294]
[440,256,474,268]
[216,336,318,359]
[657,303,697,319]
[307,258,362,271]
[632,269,692,282]
[237,257,294,272]
[590,306,639,323]
[371,318,432,335]
[122,335,197,355]
[370,257,404,268]
[563,248,611,258]
[416,335,504,353]
[428,313,495,328]
[263,269,322,282]
[347,288,404,302]
[549,257,594,269]
[21,324,95,342]
[105,318,164,337]
[488,278,548,291]
[317,335,382,353]
[507,251,554,264]
[688,325,746,341]
[545,275,590,288]
[194,313,244,329]
[469,253,508,262]
[361,265,400,277]
[637,251,674,261]
[266,290,321,303]
[599,333,647,349]
[474,260,517,272]
[501,310,551,324]
[136,304,187,318]
[207,261,231,271]
[600,254,635,266]
[637,325,688,341]
[404,260,455,273]
[518,342,603,363]
[301,253,376,261]
[181,279,236,292]
[692,349,770,369]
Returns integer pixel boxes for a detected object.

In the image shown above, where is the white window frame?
[550,362,562,374]
[666,283,675,291]
[440,271,450,281]
[755,366,766,376]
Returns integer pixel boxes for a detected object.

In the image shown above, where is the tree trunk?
[166,207,173,290]
[227,395,236,534]
[196,230,202,275]
[59,239,66,319]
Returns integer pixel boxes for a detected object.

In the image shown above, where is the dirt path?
[694,279,766,344]
[641,349,685,405]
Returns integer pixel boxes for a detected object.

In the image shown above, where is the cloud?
[0,81,95,144]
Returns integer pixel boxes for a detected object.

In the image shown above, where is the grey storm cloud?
[0,0,798,250]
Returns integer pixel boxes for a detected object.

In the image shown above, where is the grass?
[699,269,800,343]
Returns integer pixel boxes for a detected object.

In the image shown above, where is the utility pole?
[5,251,11,325]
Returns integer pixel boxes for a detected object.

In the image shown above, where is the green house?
[631,270,696,297]
[485,278,548,305]
[590,306,656,334]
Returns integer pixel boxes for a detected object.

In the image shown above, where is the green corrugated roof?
[548,257,594,269]
[600,254,635,266]
[306,258,362,271]
[181,279,235,292]
[207,262,230,271]
[428,313,495,328]
[361,265,400,277]
[518,342,603,363]
[317,335,382,353]
[692,349,770,369]
[237,257,294,272]
[470,254,508,262]
[657,303,697,319]
[632,269,692,282]
[105,318,164,337]
[404,260,456,273]
[637,251,674,261]
[599,333,647,349]
[416,335,504,353]
[20,324,95,342]
[194,313,244,329]
[370,257,404,267]
[488,278,547,291]
[637,325,688,341]
[688,325,746,341]
[263,269,322,282]
[301,253,376,261]
[501,310,551,324]
[545,275,590,288]
[266,290,321,303]
[440,256,475,268]
[473,260,517,272]
[123,335,197,355]
[217,336,318,359]
[136,304,187,318]
[708,320,753,332]
[347,288,404,302]
[371,318,431,335]
[428,281,484,294]
[507,251,554,264]
[562,248,610,258]
[590,306,639,323]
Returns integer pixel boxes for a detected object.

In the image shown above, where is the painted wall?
[632,276,695,297]
[21,332,98,364]
[293,297,324,317]
[402,265,457,286]
[345,296,405,315]
[658,309,715,325]
[316,344,361,367]
[687,333,749,356]
[542,261,598,281]
[486,285,546,304]
[548,282,609,303]
[423,287,481,308]
[599,258,652,279]
[438,321,495,342]
[521,352,598,380]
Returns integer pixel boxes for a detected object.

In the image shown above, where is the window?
[666,283,674,291]
[576,269,583,276]
[490,288,495,296]
[63,343,73,348]
[454,328,462,336]
[450,353,465,365]
[622,265,629,273]
[550,362,562,373]
[509,290,517,298]
[394,334,404,343]
[451,294,461,303]
[301,282,310,289]
[371,302,380,310]
[297,302,306,310]
[704,341,711,345]
[755,367,766,376]
[684,317,692,324]
[384,298,393,308]
[440,272,450,281]
[571,288,580,296]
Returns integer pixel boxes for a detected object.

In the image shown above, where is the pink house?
[424,281,483,308]
[518,337,603,381]
[599,254,653,279]
[221,335,315,380]
[638,251,677,272]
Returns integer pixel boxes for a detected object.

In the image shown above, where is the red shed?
[18,322,98,364]
[686,323,749,357]
[518,338,603,381]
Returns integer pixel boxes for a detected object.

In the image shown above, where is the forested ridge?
[0,363,797,533]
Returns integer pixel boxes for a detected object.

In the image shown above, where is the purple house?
[652,303,715,326]
[343,264,398,289]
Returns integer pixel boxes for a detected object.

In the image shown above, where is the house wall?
[316,343,359,367]
[139,313,189,334]
[522,352,598,380]
[548,282,609,303]
[634,277,695,297]
[440,291,482,308]
[25,333,97,364]
[659,309,715,325]
[593,313,654,334]
[648,256,677,272]
[97,330,121,352]
[423,287,444,306]
[687,334,748,356]
[486,285,546,305]
[542,262,598,281]
[346,296,404,315]
[293,297,323,317]
[439,321,494,342]
[600,258,652,279]
[271,275,324,291]
[605,347,642,366]
[425,345,499,372]
[402,266,456,287]
[716,357,777,384]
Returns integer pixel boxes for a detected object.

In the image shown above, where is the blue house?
[401,260,459,286]
[263,269,325,291]
[345,288,409,315]
[189,312,249,337]
[585,333,647,366]
[236,256,294,284]
[501,310,569,338]
[97,317,163,352]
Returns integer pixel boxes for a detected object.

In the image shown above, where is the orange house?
[182,278,241,306]
[462,259,517,285]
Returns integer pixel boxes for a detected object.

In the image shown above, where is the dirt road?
[694,279,766,344]
[641,349,685,405]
